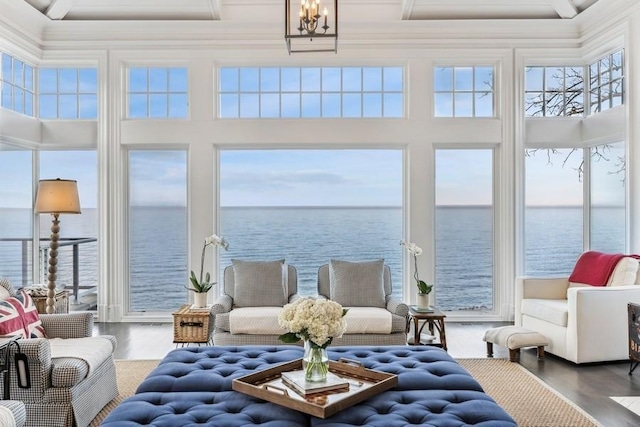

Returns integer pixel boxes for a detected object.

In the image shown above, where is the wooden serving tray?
[232,358,398,419]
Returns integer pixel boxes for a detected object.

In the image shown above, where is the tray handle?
[263,384,289,397]
[337,358,364,368]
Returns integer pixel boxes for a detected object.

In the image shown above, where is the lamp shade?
[34,179,81,214]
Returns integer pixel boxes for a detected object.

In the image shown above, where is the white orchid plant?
[278,297,348,349]
[187,234,229,293]
[401,240,433,295]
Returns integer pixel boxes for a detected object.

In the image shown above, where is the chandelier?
[285,0,338,54]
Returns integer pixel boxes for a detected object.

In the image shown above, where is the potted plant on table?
[187,234,229,308]
[401,240,433,309]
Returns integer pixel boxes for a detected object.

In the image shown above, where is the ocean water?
[0,206,625,312]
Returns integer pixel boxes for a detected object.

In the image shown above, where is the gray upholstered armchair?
[317,260,409,345]
[212,260,300,345]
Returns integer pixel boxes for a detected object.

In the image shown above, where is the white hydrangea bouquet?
[278,297,348,381]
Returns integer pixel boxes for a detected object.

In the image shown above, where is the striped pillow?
[0,290,46,339]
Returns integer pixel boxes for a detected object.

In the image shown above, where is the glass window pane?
[149,93,168,118]
[342,68,361,92]
[321,93,340,117]
[525,92,543,117]
[284,68,302,91]
[260,68,280,92]
[79,94,97,119]
[219,149,403,298]
[435,149,493,311]
[434,67,453,91]
[59,94,78,118]
[362,67,382,91]
[300,68,318,91]
[301,93,320,117]
[59,69,77,93]
[525,148,583,276]
[13,88,24,113]
[525,67,543,92]
[383,93,402,117]
[240,68,259,92]
[545,67,564,91]
[239,93,259,117]
[129,94,148,118]
[590,142,625,253]
[322,67,341,91]
[219,68,239,92]
[363,93,382,117]
[566,67,583,91]
[611,52,623,79]
[342,93,361,117]
[1,54,12,84]
[13,61,24,87]
[169,68,188,92]
[454,93,473,117]
[0,148,33,287]
[383,67,403,91]
[219,94,239,118]
[149,68,168,92]
[565,92,583,116]
[474,67,493,92]
[454,67,473,91]
[168,94,188,118]
[24,93,33,116]
[1,83,12,109]
[475,92,493,117]
[39,68,58,94]
[129,150,187,312]
[261,93,280,118]
[434,93,453,117]
[79,68,98,93]
[39,94,57,118]
[129,68,148,92]
[281,93,300,118]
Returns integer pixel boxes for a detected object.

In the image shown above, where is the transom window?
[589,50,624,114]
[39,68,98,119]
[525,66,584,117]
[218,67,403,118]
[0,53,35,117]
[127,67,188,119]
[433,66,494,117]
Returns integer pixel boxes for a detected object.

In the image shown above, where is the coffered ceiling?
[21,0,601,22]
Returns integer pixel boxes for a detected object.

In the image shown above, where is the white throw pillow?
[608,257,639,286]
[329,259,385,308]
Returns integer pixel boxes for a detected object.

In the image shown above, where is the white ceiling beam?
[401,0,416,20]
[45,0,79,20]
[207,0,222,20]
[551,0,579,18]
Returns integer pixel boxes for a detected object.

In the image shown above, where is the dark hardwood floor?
[94,321,640,427]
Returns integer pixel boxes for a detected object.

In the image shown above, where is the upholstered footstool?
[483,326,548,362]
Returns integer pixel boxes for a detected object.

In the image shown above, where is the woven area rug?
[90,358,601,426]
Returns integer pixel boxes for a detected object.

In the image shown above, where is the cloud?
[222,169,355,191]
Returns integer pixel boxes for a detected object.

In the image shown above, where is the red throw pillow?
[0,290,46,338]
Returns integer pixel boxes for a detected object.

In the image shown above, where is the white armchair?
[515,276,640,363]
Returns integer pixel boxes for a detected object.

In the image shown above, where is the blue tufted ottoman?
[101,346,516,426]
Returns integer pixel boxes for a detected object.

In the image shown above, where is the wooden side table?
[409,307,447,350]
[172,304,213,346]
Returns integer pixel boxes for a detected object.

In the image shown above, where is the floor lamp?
[34,179,81,314]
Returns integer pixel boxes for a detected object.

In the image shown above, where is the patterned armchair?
[0,282,118,427]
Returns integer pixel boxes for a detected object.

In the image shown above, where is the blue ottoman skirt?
[101,346,516,426]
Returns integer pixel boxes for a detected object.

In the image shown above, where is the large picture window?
[218,67,403,118]
[128,150,187,311]
[525,149,584,276]
[218,149,403,298]
[435,149,494,311]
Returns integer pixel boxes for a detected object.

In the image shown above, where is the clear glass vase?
[303,339,329,382]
